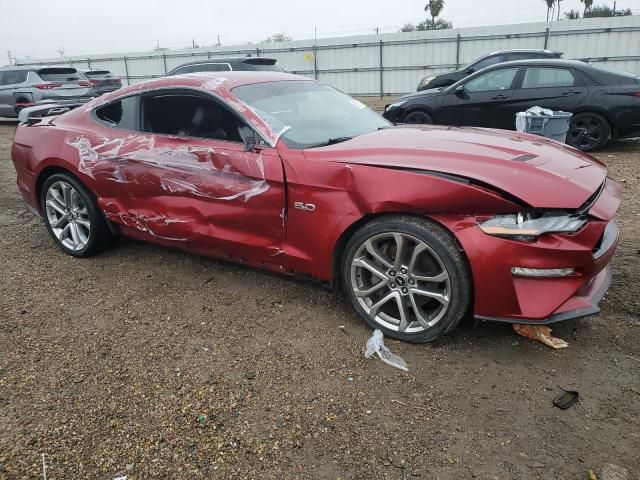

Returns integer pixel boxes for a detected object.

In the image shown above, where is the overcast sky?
[1,0,639,61]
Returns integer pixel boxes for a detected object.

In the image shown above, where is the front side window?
[233,80,390,149]
[141,93,244,142]
[522,67,576,88]
[94,96,138,130]
[464,67,519,93]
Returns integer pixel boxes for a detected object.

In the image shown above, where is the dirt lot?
[0,119,639,480]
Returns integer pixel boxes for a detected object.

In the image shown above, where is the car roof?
[112,71,310,97]
[486,49,558,55]
[483,58,589,69]
[172,57,278,67]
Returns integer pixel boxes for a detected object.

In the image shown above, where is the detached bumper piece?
[476,265,612,325]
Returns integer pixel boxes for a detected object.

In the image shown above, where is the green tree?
[400,23,416,32]
[262,33,292,44]
[580,0,594,15]
[425,0,445,23]
[416,18,453,30]
[585,4,632,16]
[564,8,581,19]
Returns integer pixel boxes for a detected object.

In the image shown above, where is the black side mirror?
[242,128,258,152]
[454,85,465,95]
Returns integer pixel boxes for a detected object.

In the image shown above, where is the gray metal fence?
[16,15,640,97]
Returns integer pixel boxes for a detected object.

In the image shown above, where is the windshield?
[233,80,390,149]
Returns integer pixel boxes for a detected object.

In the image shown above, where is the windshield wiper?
[306,136,353,149]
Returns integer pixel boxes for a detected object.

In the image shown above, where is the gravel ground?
[1,120,639,480]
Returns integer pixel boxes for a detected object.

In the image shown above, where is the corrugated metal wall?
[17,15,640,96]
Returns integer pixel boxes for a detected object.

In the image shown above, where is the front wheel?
[40,173,114,257]
[567,112,610,151]
[341,216,471,343]
[403,110,433,125]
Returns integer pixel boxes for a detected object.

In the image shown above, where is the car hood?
[398,87,445,101]
[302,125,607,210]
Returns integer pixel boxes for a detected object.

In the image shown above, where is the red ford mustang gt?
[11,72,620,342]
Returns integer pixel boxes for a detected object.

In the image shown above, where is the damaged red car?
[11,72,620,342]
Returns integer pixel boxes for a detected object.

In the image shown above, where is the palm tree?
[580,0,593,15]
[425,0,445,23]
[556,0,562,19]
[544,0,556,21]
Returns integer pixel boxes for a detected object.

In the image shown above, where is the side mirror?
[454,85,465,95]
[241,127,258,152]
[244,134,257,152]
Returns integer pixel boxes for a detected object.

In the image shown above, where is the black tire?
[567,112,610,152]
[403,110,434,125]
[341,216,471,343]
[40,172,115,257]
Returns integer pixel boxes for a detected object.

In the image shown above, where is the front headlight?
[385,99,407,111]
[479,212,586,240]
[418,76,435,89]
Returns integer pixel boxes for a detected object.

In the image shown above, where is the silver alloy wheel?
[350,232,451,334]
[45,181,91,251]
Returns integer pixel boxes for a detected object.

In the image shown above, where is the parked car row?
[0,57,282,118]
[388,55,640,151]
[0,65,121,118]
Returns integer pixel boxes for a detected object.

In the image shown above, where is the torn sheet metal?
[65,135,269,202]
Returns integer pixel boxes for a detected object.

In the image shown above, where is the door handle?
[491,94,509,100]
[562,90,582,96]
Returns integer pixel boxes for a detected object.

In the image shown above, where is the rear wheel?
[567,112,610,151]
[341,216,471,343]
[403,110,433,125]
[40,173,114,257]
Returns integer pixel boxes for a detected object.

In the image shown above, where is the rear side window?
[37,68,82,82]
[472,55,504,71]
[190,63,232,73]
[0,70,28,85]
[86,70,112,78]
[521,67,576,88]
[94,96,138,130]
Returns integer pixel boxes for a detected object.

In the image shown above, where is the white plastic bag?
[364,329,408,371]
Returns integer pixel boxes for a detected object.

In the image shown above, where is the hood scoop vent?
[513,154,537,162]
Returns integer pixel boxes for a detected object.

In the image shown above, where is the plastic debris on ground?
[364,329,408,371]
[513,324,569,349]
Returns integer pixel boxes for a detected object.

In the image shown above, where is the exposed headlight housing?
[479,212,586,241]
[418,76,435,89]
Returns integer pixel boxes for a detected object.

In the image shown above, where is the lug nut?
[401,287,408,294]
[389,270,396,276]
[400,268,407,274]
[409,278,415,285]
[390,283,396,288]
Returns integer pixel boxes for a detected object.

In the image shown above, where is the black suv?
[417,49,562,91]
[167,57,283,76]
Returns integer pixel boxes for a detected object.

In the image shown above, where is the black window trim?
[139,87,266,145]
[90,86,270,146]
[91,93,142,131]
